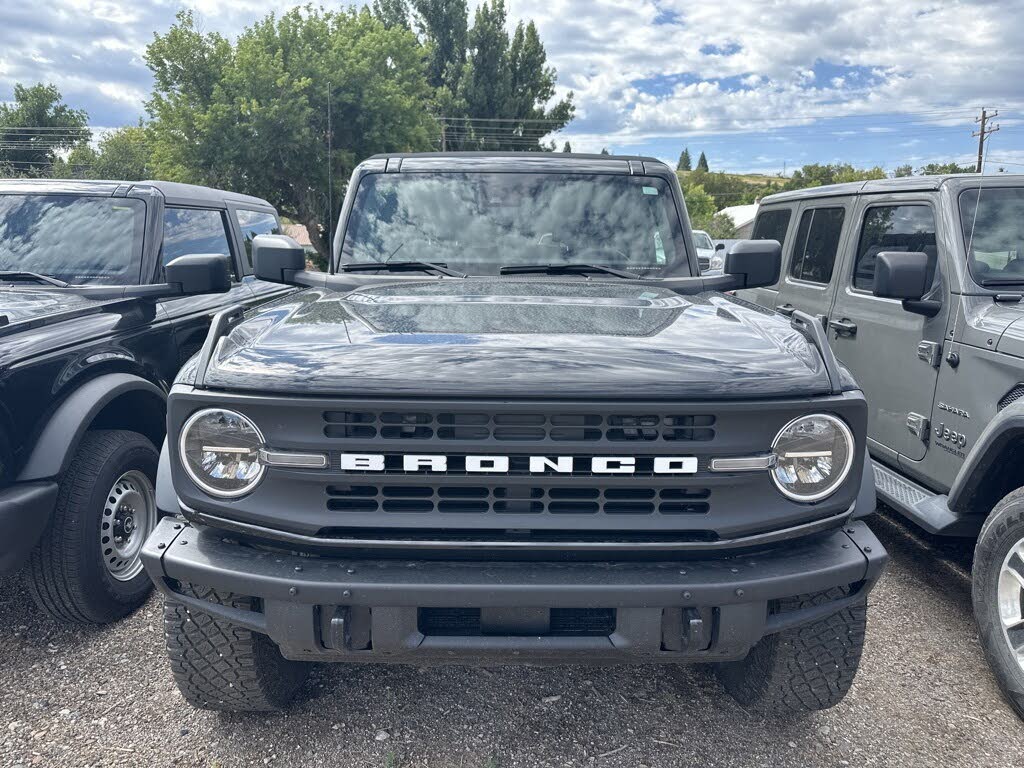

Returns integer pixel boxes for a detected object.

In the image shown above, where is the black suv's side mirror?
[873,251,940,317]
[723,239,781,289]
[714,242,726,252]
[253,234,306,284]
[165,254,231,296]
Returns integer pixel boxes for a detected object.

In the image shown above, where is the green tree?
[146,8,436,258]
[681,183,716,225]
[599,147,610,155]
[704,211,738,239]
[893,164,913,177]
[414,0,468,91]
[0,83,90,176]
[782,163,885,191]
[917,161,974,175]
[57,124,153,180]
[373,0,410,29]
[677,147,691,171]
[696,151,709,172]
[562,141,572,153]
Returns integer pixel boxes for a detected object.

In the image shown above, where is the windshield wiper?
[499,263,638,279]
[0,270,70,288]
[340,261,467,278]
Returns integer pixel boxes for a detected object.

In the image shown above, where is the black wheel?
[714,587,867,715]
[24,430,159,624]
[972,488,1024,720]
[163,585,310,712]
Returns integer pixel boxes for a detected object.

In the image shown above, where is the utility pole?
[441,120,446,152]
[973,108,1000,173]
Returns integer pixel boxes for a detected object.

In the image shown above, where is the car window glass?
[162,208,235,278]
[751,208,792,247]
[789,207,845,284]
[854,205,937,291]
[235,209,280,269]
[959,187,1024,285]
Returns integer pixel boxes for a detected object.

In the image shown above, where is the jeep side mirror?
[164,254,231,296]
[873,251,940,317]
[253,234,306,284]
[714,242,726,251]
[723,239,781,289]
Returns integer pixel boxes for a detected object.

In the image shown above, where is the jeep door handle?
[776,303,796,317]
[828,318,858,337]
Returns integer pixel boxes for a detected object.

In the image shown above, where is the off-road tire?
[163,585,310,712]
[24,430,158,624]
[714,587,868,715]
[972,488,1024,720]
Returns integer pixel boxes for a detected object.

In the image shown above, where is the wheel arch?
[948,399,1024,518]
[17,373,167,483]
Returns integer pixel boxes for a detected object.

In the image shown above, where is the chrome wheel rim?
[997,537,1024,673]
[100,470,155,582]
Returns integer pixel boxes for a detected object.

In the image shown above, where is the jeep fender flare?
[17,373,167,482]
[948,398,1024,516]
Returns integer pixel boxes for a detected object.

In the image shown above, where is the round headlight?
[179,408,265,498]
[771,414,854,502]
[710,253,725,270]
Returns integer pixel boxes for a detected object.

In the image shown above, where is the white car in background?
[693,229,725,273]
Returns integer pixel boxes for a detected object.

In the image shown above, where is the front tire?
[24,430,159,624]
[972,488,1024,720]
[714,588,868,715]
[163,585,310,712]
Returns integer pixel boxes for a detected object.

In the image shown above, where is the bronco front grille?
[326,483,711,516]
[323,410,716,442]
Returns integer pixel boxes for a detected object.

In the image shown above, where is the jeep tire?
[972,488,1024,720]
[24,430,159,624]
[163,586,311,712]
[713,588,868,715]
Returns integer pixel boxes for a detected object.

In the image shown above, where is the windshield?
[340,172,689,277]
[960,187,1024,285]
[693,231,713,250]
[0,195,146,285]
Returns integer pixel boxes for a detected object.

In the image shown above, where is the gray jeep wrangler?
[737,174,1024,717]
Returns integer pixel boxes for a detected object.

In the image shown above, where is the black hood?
[201,280,833,399]
[0,288,114,329]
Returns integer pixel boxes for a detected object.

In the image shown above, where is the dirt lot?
[2,508,1022,768]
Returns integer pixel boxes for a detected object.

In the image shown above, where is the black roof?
[760,173,1024,204]
[361,151,670,174]
[0,177,273,209]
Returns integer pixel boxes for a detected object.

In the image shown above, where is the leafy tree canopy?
[145,7,436,257]
[57,124,153,181]
[0,83,90,176]
[781,162,885,191]
[917,161,975,175]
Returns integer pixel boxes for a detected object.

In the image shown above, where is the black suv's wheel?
[714,587,867,715]
[973,488,1024,720]
[24,430,159,624]
[163,585,310,712]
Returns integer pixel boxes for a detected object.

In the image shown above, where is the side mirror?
[873,251,940,317]
[165,254,231,296]
[723,239,781,289]
[714,242,726,252]
[253,234,306,284]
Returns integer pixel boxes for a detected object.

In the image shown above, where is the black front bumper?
[143,517,886,664]
[0,480,58,575]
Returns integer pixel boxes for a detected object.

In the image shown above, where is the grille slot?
[326,484,710,515]
[322,410,715,442]
[417,608,616,636]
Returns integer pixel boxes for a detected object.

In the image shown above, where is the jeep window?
[789,207,845,284]
[340,173,689,276]
[162,208,236,278]
[235,209,281,269]
[960,187,1024,284]
[0,195,145,285]
[751,208,792,247]
[853,205,937,291]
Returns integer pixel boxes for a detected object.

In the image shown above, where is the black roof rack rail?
[789,310,843,395]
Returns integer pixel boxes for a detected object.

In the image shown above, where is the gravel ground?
[2,508,1022,768]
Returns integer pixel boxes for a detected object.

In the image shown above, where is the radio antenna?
[327,82,334,273]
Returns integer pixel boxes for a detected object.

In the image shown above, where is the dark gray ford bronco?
[0,178,288,624]
[142,153,886,714]
[737,174,1024,717]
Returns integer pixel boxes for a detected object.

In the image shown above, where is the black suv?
[142,153,887,715]
[0,178,291,624]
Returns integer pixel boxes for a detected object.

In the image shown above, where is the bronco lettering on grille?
[339,454,699,474]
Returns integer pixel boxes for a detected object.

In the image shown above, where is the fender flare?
[948,398,1024,515]
[17,373,167,482]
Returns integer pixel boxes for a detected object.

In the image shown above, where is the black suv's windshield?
[0,195,146,286]
[340,172,689,277]
[960,186,1024,285]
